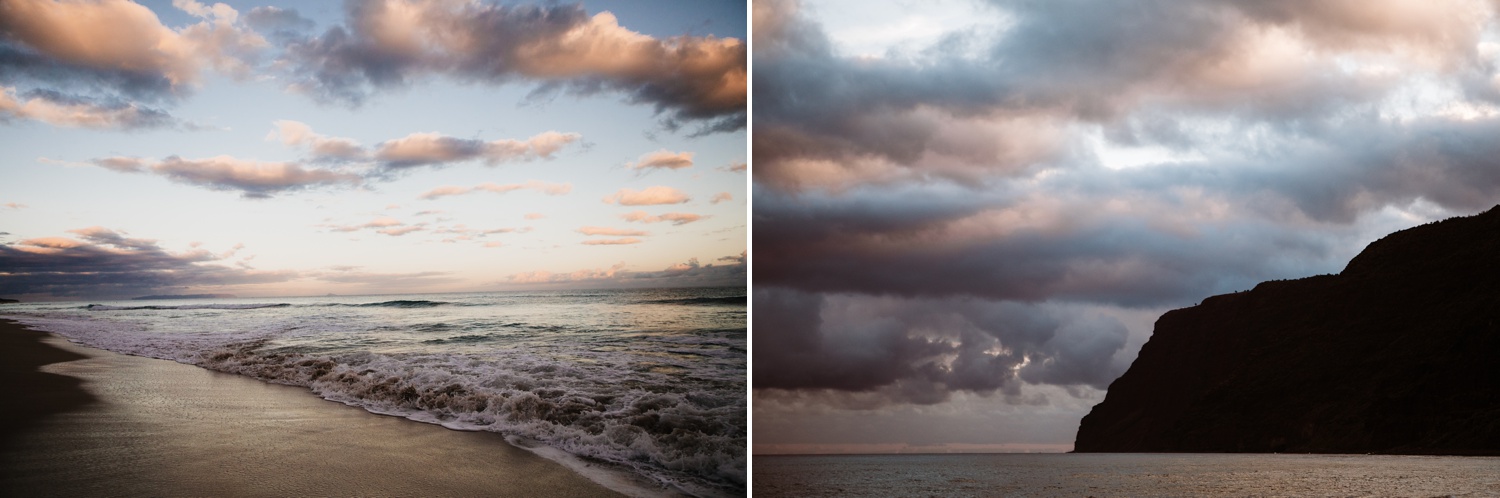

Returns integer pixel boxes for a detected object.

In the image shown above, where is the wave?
[343,300,454,308]
[642,296,746,306]
[85,303,291,311]
[200,344,743,496]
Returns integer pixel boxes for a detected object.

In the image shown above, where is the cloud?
[620,210,705,225]
[710,192,734,204]
[267,120,368,161]
[719,251,747,265]
[428,224,525,244]
[417,180,573,200]
[375,225,423,236]
[243,6,315,42]
[751,0,1499,191]
[0,226,294,298]
[0,0,266,101]
[326,216,419,235]
[266,121,581,169]
[580,237,642,245]
[85,155,362,199]
[3,202,25,210]
[750,0,1500,411]
[308,266,457,289]
[629,149,694,171]
[505,253,746,288]
[601,186,691,205]
[754,287,1136,406]
[278,1,745,132]
[577,226,648,236]
[0,87,190,130]
[722,161,747,173]
[524,212,546,220]
[374,131,580,169]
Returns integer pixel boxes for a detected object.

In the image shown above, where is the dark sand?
[0,319,624,497]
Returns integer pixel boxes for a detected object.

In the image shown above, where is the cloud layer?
[0,226,290,298]
[1,1,745,133]
[0,0,266,128]
[280,1,746,132]
[753,0,1500,412]
[506,253,746,287]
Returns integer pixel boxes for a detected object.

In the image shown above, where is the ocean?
[3,287,745,497]
[754,453,1500,496]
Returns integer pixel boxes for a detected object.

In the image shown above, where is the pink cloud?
[581,237,642,245]
[710,192,734,204]
[376,226,424,236]
[267,120,368,161]
[577,226,649,236]
[376,131,580,168]
[91,155,363,198]
[328,217,406,233]
[418,180,573,200]
[620,211,706,225]
[0,87,185,130]
[602,186,691,206]
[283,2,745,131]
[629,149,695,171]
[0,0,266,94]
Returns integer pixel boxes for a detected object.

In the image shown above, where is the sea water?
[754,453,1500,497]
[3,287,745,497]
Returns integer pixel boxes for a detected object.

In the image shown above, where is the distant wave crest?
[644,296,746,306]
[351,300,453,308]
[85,303,291,311]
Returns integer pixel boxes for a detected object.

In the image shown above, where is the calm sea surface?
[4,287,745,497]
[754,453,1500,497]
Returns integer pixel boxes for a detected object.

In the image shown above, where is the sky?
[0,0,747,300]
[752,0,1500,454]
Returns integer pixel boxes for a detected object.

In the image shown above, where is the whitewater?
[3,287,746,497]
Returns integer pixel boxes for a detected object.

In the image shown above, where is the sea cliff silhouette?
[1075,206,1500,455]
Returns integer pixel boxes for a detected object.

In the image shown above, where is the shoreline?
[0,318,625,497]
[0,321,96,446]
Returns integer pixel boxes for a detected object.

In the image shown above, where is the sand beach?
[0,319,622,497]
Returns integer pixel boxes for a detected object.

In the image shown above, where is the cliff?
[1074,206,1500,455]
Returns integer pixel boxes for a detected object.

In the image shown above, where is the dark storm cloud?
[753,287,1130,406]
[0,227,292,298]
[751,0,1489,190]
[751,0,1500,408]
[756,112,1500,307]
[754,183,1347,308]
[280,1,745,133]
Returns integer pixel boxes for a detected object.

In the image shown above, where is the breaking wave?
[85,303,291,311]
[642,296,746,306]
[345,300,454,308]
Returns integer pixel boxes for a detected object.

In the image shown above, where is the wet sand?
[0,319,622,497]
